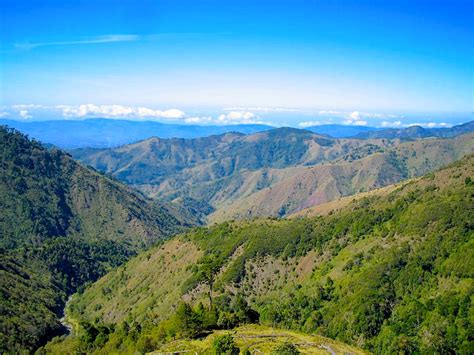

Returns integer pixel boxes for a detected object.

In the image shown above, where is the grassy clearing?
[153,324,366,354]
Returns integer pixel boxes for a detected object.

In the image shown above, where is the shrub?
[272,342,300,354]
[212,334,239,354]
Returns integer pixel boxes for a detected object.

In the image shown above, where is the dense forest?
[44,154,474,353]
[0,126,189,352]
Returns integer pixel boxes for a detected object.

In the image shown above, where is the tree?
[271,342,300,354]
[212,334,239,354]
[174,302,201,338]
[198,254,221,310]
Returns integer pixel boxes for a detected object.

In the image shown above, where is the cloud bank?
[185,111,273,125]
[57,104,185,120]
[1,104,461,129]
[381,121,452,128]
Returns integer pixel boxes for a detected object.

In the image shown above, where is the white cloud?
[343,111,368,126]
[218,111,256,121]
[318,110,343,115]
[136,107,185,119]
[57,104,185,120]
[437,122,452,127]
[0,112,9,118]
[317,110,400,126]
[12,104,48,110]
[223,107,299,112]
[16,35,139,50]
[215,111,271,125]
[380,121,453,128]
[299,121,323,128]
[183,111,274,125]
[381,120,403,127]
[407,122,452,128]
[184,116,214,124]
[19,110,32,119]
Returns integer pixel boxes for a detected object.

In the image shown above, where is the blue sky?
[0,0,473,127]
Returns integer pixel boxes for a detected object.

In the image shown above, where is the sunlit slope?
[62,154,473,353]
[154,324,366,354]
[209,133,474,222]
[72,128,474,222]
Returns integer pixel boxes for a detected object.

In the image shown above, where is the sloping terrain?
[71,126,474,221]
[0,126,189,352]
[50,154,473,354]
[154,324,365,354]
[209,133,474,222]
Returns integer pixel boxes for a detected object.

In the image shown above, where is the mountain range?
[304,124,380,137]
[353,120,474,139]
[71,126,474,223]
[2,118,472,149]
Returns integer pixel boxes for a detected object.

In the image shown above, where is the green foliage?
[173,302,203,338]
[212,334,239,355]
[197,254,222,309]
[0,250,64,353]
[0,126,187,352]
[271,342,301,354]
[44,154,474,354]
[79,322,112,349]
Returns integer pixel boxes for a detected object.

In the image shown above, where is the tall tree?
[198,254,221,310]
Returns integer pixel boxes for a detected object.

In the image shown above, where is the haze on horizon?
[0,0,473,128]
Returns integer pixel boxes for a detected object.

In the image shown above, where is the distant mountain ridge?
[3,119,472,149]
[70,127,474,221]
[0,118,273,148]
[304,124,380,137]
[354,120,474,139]
[304,120,473,138]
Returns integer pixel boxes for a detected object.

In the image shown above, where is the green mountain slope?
[53,154,474,354]
[0,126,188,352]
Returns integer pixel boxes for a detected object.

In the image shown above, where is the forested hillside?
[47,154,474,354]
[0,126,188,352]
[72,127,474,222]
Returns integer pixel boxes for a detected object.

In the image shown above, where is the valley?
[1,123,473,354]
[0,127,193,352]
[41,154,474,354]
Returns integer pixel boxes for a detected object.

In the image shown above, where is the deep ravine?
[59,295,73,335]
